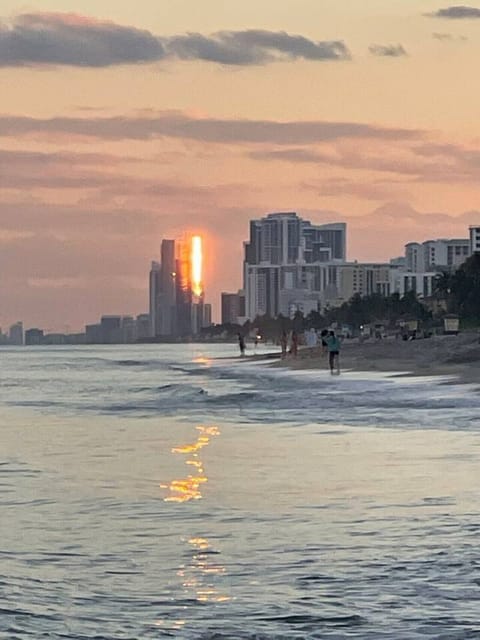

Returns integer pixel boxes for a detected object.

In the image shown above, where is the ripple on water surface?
[0,345,480,638]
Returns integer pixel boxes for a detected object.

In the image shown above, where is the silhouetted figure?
[326,330,341,374]
[280,331,288,359]
[238,333,246,357]
[291,331,299,357]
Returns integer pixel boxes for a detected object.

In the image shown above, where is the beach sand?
[268,332,480,384]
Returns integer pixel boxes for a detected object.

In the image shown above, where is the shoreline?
[245,333,480,386]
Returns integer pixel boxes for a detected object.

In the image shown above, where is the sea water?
[1,344,480,639]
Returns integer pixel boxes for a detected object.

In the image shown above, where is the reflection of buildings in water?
[177,536,230,604]
[161,425,219,503]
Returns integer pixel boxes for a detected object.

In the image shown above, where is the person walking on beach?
[326,330,341,374]
[290,330,299,357]
[238,333,246,357]
[280,330,288,359]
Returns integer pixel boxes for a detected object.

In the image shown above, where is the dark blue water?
[1,344,479,639]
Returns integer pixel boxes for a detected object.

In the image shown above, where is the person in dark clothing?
[238,333,246,357]
[326,330,341,374]
[291,331,299,357]
[280,331,288,359]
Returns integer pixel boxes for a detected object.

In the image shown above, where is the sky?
[1,1,480,330]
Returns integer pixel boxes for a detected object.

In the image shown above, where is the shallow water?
[1,344,480,639]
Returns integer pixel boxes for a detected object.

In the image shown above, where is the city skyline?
[2,1,480,329]
[3,217,479,340]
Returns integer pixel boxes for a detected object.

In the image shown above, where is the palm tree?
[434,271,452,299]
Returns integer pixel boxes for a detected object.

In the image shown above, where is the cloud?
[0,112,421,145]
[0,12,350,67]
[0,12,166,67]
[432,32,468,40]
[427,6,480,19]
[369,44,408,57]
[166,30,350,65]
[302,177,413,202]
[0,147,142,190]
[249,140,480,184]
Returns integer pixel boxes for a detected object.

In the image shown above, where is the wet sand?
[267,332,480,384]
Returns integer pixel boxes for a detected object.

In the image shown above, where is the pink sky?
[1,1,480,330]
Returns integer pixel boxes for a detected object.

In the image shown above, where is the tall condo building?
[244,212,346,320]
[149,236,211,338]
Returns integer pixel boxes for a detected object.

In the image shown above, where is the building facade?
[244,212,347,319]
[390,271,437,299]
[149,237,210,338]
[337,263,392,300]
[405,237,470,273]
[9,321,24,346]
[470,226,480,254]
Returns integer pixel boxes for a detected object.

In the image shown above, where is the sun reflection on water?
[161,425,230,605]
[176,536,231,603]
[161,425,220,503]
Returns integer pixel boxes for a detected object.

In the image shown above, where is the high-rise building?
[470,226,480,254]
[159,240,177,335]
[244,212,347,319]
[149,235,209,337]
[9,321,24,346]
[149,261,161,337]
[244,212,346,266]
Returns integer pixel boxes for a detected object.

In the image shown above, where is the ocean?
[1,344,480,639]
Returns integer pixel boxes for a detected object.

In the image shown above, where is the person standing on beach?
[326,330,341,374]
[238,333,246,357]
[291,330,299,357]
[280,331,288,359]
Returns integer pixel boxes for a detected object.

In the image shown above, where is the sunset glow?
[191,236,203,298]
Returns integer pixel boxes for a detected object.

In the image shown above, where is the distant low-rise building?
[135,314,151,340]
[390,271,437,299]
[221,292,242,324]
[203,303,212,328]
[25,328,44,346]
[100,316,122,344]
[337,263,392,300]
[121,316,136,344]
[9,321,24,346]
[405,237,470,273]
[85,323,102,344]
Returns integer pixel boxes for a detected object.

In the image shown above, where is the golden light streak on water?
[163,427,230,604]
[191,235,203,297]
[162,425,219,503]
[176,536,230,603]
